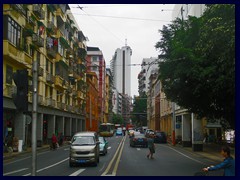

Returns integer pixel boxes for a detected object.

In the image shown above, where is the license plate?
[78,160,86,163]
[138,139,143,142]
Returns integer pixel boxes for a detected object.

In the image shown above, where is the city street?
[3,135,224,176]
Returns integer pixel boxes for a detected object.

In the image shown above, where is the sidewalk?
[3,143,67,162]
[168,142,235,163]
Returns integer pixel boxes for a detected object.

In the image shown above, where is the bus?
[99,123,114,137]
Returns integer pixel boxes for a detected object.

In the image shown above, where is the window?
[6,16,21,47]
[92,56,98,62]
[6,65,13,84]
[58,41,64,56]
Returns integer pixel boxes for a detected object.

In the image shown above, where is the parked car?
[69,131,100,167]
[145,129,154,138]
[99,136,108,155]
[130,133,148,147]
[116,129,123,136]
[128,129,135,138]
[154,131,167,143]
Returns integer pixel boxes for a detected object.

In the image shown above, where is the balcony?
[57,102,66,110]
[46,98,55,107]
[56,8,66,26]
[32,34,44,47]
[66,105,73,112]
[27,15,36,26]
[38,95,44,105]
[3,85,17,98]
[38,66,44,76]
[77,91,85,100]
[32,5,45,19]
[47,21,57,35]
[54,75,63,89]
[3,40,26,65]
[46,73,55,84]
[11,4,27,18]
[46,47,57,58]
[66,86,72,94]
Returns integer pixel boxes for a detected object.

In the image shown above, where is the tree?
[155,4,235,129]
[131,93,147,127]
[111,113,124,125]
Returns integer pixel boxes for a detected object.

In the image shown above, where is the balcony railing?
[12,4,27,18]
[33,5,45,19]
[3,85,17,98]
[32,34,44,47]
[46,98,55,107]
[54,75,63,88]
[38,95,44,105]
[46,73,55,84]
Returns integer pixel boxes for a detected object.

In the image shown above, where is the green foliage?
[111,113,124,125]
[132,93,147,127]
[155,5,235,129]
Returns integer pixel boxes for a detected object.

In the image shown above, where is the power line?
[74,5,125,46]
[70,12,171,22]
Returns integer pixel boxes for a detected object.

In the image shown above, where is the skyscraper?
[110,45,132,123]
[110,45,132,96]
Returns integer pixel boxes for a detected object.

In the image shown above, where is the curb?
[3,145,51,161]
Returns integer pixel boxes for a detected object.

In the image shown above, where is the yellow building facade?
[3,4,88,148]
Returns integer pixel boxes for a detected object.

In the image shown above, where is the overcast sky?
[69,4,175,97]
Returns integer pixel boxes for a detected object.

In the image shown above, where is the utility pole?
[31,60,38,176]
[172,102,176,146]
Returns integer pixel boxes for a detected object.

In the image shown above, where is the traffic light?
[12,69,28,113]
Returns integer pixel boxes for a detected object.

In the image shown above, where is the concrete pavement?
[168,142,235,163]
[3,141,235,164]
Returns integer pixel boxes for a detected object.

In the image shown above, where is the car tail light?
[133,138,137,141]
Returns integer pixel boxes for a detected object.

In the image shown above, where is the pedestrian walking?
[58,132,64,146]
[51,133,57,150]
[202,145,235,176]
[147,133,155,159]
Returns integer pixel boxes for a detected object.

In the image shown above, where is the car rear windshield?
[134,134,145,138]
[72,136,95,145]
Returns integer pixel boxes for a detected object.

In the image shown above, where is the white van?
[69,131,100,167]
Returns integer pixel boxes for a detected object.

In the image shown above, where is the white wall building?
[138,57,159,95]
[110,45,132,97]
[172,4,206,19]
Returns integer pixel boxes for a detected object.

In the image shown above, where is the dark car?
[130,133,148,147]
[154,131,167,143]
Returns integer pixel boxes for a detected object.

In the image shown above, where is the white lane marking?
[167,146,205,164]
[23,173,31,176]
[107,147,111,150]
[37,158,69,172]
[137,148,141,151]
[22,158,69,176]
[3,168,28,176]
[69,169,85,176]
[64,148,69,151]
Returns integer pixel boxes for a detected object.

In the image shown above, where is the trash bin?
[12,137,19,152]
[18,140,23,152]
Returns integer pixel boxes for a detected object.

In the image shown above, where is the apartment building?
[86,72,99,132]
[3,4,88,147]
[86,47,106,126]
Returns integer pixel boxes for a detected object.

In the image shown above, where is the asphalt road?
[3,135,224,176]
